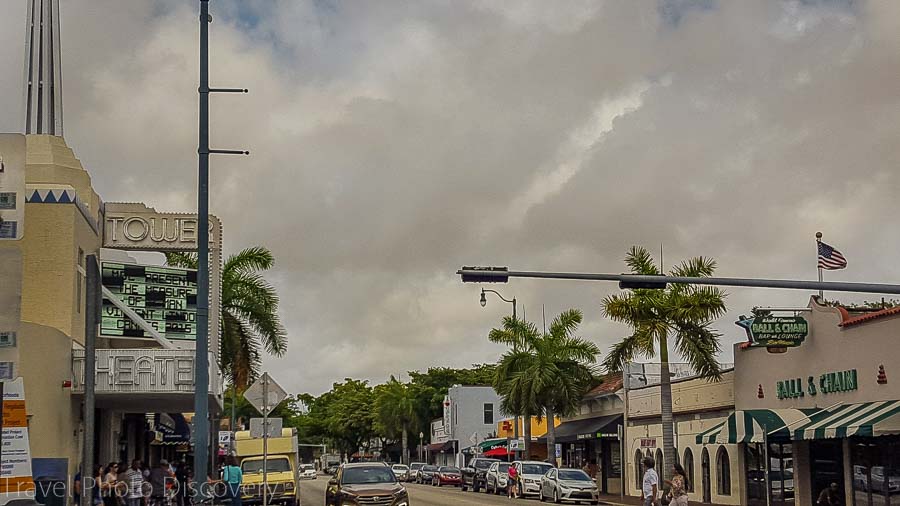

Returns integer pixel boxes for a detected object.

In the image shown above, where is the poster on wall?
[1,378,35,495]
[0,134,25,240]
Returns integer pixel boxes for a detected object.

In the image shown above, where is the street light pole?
[479,288,520,447]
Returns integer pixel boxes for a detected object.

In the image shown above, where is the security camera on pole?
[244,373,288,506]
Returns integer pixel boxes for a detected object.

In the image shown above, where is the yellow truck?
[235,428,300,506]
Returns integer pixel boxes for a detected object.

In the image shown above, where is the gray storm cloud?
[0,0,898,394]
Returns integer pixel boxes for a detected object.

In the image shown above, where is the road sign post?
[244,373,287,506]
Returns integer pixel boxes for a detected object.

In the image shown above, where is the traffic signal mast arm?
[457,266,900,295]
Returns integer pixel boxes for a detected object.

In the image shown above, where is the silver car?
[486,462,511,494]
[514,461,555,497]
[408,462,425,483]
[539,468,599,504]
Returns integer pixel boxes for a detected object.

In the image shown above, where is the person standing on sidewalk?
[119,460,145,506]
[641,457,659,506]
[665,463,689,506]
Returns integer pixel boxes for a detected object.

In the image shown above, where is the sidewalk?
[597,494,729,506]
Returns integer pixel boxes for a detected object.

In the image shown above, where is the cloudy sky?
[1,0,898,396]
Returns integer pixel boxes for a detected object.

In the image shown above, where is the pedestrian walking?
[221,456,243,506]
[102,463,120,506]
[119,460,146,506]
[507,464,519,499]
[148,460,170,506]
[664,463,689,506]
[817,483,841,505]
[641,457,659,506]
[174,463,190,506]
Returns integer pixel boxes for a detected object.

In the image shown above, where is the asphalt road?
[299,477,540,506]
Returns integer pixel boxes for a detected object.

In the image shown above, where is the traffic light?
[460,266,509,283]
[618,275,667,290]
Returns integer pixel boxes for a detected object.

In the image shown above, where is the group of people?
[641,457,690,506]
[75,459,194,506]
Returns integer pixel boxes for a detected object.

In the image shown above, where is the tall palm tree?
[489,317,540,457]
[491,310,600,460]
[373,377,417,464]
[601,246,726,480]
[166,246,288,390]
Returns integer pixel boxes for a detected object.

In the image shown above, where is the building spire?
[23,0,64,136]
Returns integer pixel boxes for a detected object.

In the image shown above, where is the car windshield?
[522,464,553,475]
[441,467,460,473]
[475,460,495,470]
[392,465,408,471]
[423,465,438,472]
[410,464,424,470]
[497,464,510,473]
[559,470,591,481]
[300,465,315,471]
[342,467,397,485]
[242,458,291,474]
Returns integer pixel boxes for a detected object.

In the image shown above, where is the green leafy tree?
[373,377,418,464]
[602,246,727,480]
[491,310,600,459]
[166,246,288,390]
[317,379,376,458]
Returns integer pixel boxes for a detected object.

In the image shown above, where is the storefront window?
[683,448,694,492]
[716,446,731,496]
[851,436,900,506]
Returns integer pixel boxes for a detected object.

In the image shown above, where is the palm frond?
[601,328,655,372]
[165,252,198,269]
[225,247,275,275]
[673,323,724,381]
[625,246,660,275]
[549,309,582,339]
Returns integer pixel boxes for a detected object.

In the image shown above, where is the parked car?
[432,466,462,487]
[418,464,438,484]
[539,468,599,504]
[514,461,554,498]
[462,457,499,492]
[391,464,410,482]
[299,464,318,480]
[408,462,425,483]
[486,462,511,494]
[324,462,409,506]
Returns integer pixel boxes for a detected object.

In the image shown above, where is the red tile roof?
[587,373,623,397]
[839,305,900,328]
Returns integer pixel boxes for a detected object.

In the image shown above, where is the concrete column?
[842,438,852,506]
[794,441,811,506]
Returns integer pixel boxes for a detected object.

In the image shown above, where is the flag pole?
[816,231,824,300]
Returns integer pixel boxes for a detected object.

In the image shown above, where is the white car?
[392,464,411,482]
[408,462,425,483]
[486,462,511,494]
[299,463,317,480]
[539,468,599,504]
[514,461,555,497]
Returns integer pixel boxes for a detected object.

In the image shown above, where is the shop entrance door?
[810,440,844,505]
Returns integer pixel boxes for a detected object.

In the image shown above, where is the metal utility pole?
[458,267,900,295]
[81,255,99,506]
[195,1,248,498]
[262,376,269,506]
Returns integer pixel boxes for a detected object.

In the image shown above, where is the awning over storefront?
[792,400,900,440]
[695,408,820,444]
[427,441,454,453]
[484,447,510,457]
[539,414,622,443]
[152,413,192,446]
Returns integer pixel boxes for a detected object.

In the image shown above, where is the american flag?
[818,241,848,270]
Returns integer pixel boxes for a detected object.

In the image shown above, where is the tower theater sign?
[103,203,220,251]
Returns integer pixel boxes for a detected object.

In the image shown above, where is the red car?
[432,466,462,487]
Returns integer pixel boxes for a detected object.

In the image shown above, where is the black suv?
[461,457,499,493]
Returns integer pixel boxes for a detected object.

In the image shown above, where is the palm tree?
[491,310,600,460]
[489,317,540,457]
[373,377,417,464]
[166,246,288,390]
[601,246,726,480]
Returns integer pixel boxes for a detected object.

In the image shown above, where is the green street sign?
[737,315,808,348]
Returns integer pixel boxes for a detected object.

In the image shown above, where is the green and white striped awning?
[695,409,820,445]
[792,401,900,440]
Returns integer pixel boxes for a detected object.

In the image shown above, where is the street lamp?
[480,288,516,320]
[418,432,424,462]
